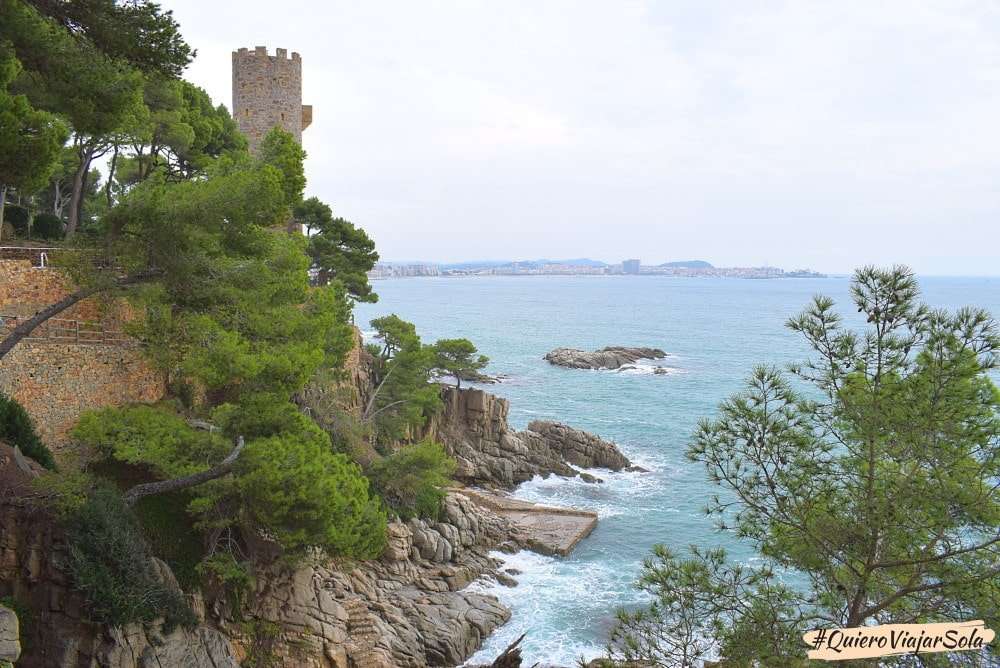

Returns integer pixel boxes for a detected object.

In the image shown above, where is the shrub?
[197,553,255,615]
[0,392,55,470]
[73,405,230,478]
[2,205,28,236]
[369,440,456,520]
[133,491,205,590]
[31,213,64,240]
[63,486,196,629]
[233,432,388,558]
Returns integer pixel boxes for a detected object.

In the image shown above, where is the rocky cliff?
[1,362,638,666]
[427,387,638,487]
[0,487,521,668]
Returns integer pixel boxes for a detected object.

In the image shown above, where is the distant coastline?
[368,258,828,280]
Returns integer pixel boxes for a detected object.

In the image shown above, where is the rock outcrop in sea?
[427,387,640,487]
[543,346,667,370]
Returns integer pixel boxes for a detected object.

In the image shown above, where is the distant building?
[623,259,641,275]
[232,46,312,154]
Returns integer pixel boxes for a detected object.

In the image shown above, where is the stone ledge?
[450,488,598,557]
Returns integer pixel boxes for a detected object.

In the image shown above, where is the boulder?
[0,605,19,665]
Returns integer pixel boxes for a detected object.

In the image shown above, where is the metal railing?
[0,313,131,346]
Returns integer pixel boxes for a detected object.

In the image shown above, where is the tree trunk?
[0,271,159,360]
[104,143,119,209]
[124,437,246,505]
[53,178,68,218]
[488,633,525,668]
[0,284,102,358]
[66,141,92,237]
[0,185,6,243]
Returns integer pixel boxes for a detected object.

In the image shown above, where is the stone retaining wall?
[0,259,163,455]
[0,342,164,455]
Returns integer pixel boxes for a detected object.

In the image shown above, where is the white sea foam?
[512,467,670,519]
[613,362,686,376]
[464,550,636,666]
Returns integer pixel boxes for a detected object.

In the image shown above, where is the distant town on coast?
[368,258,828,280]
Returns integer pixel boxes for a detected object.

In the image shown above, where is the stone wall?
[0,259,101,320]
[0,259,164,455]
[0,342,164,455]
[232,46,311,154]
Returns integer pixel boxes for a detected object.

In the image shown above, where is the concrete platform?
[451,488,598,557]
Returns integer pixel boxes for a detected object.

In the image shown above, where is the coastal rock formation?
[544,346,666,370]
[526,420,639,471]
[0,605,19,665]
[0,495,239,668]
[427,387,638,487]
[0,350,639,667]
[216,493,516,667]
[453,489,598,557]
[0,490,517,668]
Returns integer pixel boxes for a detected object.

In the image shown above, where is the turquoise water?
[353,275,1000,666]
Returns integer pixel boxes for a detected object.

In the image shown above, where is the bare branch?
[123,436,245,506]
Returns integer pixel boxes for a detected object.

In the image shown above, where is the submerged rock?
[544,346,667,370]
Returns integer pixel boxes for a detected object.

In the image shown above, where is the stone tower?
[231,46,312,154]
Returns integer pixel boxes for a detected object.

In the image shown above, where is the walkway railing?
[0,246,65,267]
[0,313,131,346]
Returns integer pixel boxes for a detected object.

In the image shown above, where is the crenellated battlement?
[231,45,310,153]
[232,45,302,62]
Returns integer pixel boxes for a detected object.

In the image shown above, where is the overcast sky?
[166,1,1000,275]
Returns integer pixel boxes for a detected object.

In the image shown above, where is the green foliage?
[31,211,63,239]
[133,490,205,590]
[231,430,386,558]
[0,391,54,469]
[22,0,193,77]
[241,618,282,668]
[115,76,246,185]
[369,440,456,520]
[73,405,230,479]
[296,196,379,302]
[367,315,442,443]
[605,266,1000,665]
[31,468,92,517]
[1,0,145,138]
[0,42,68,196]
[63,486,196,628]
[258,127,306,209]
[197,552,255,614]
[110,164,354,395]
[370,314,416,357]
[606,545,805,667]
[75,400,387,560]
[430,338,489,388]
[2,204,28,235]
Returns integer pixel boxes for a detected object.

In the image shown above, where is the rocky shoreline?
[428,387,642,487]
[544,346,667,370]
[0,383,640,667]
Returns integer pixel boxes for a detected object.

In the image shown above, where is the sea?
[353,274,1000,666]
